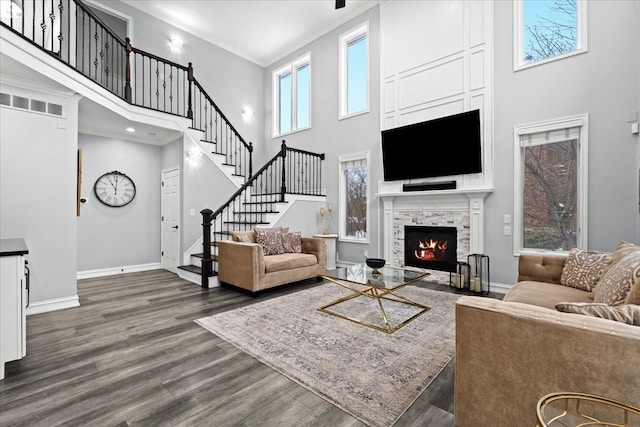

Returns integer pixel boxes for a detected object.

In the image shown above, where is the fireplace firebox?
[404,226,457,272]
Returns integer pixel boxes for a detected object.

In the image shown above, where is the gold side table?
[536,392,640,427]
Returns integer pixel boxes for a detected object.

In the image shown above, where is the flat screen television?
[381,109,482,181]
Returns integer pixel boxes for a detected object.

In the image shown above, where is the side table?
[313,234,337,270]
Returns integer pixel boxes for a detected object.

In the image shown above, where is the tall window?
[514,114,588,253]
[273,54,311,137]
[339,22,369,119]
[513,0,587,70]
[339,152,369,242]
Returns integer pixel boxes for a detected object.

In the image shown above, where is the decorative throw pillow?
[606,241,639,272]
[254,227,284,256]
[236,234,251,243]
[560,248,612,292]
[282,231,302,253]
[556,302,640,326]
[593,251,640,306]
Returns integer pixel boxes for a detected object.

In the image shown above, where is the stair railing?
[1,0,252,180]
[200,141,325,288]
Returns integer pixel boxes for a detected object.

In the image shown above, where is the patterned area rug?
[196,283,460,427]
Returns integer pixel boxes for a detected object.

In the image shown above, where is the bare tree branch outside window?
[524,0,577,63]
[345,166,367,238]
[523,139,577,250]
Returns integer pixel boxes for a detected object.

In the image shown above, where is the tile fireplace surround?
[377,182,493,285]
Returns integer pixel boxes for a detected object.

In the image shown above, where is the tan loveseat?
[455,249,640,427]
[218,230,326,293]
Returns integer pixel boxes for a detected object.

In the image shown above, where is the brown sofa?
[218,230,327,293]
[455,251,640,427]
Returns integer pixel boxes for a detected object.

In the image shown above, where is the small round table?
[313,234,337,270]
[536,392,640,427]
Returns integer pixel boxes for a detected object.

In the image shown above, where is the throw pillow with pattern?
[282,231,302,253]
[555,302,640,326]
[236,234,251,243]
[254,227,284,256]
[560,248,612,292]
[593,251,640,306]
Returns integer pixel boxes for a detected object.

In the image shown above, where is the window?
[514,114,588,254]
[273,54,311,137]
[513,0,587,70]
[339,22,369,119]
[339,152,369,242]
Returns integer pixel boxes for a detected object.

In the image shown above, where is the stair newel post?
[248,141,253,178]
[187,62,194,120]
[124,37,132,102]
[200,208,213,288]
[280,140,287,203]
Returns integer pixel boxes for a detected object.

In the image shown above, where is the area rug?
[195,283,460,427]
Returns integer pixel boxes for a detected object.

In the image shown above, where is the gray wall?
[181,138,238,257]
[0,88,79,304]
[263,6,381,263]
[487,0,640,284]
[77,133,162,271]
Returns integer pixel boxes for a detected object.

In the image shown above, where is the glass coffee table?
[319,263,431,334]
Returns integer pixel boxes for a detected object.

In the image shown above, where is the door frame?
[161,167,180,273]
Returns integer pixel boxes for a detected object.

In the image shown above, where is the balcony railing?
[1,0,252,179]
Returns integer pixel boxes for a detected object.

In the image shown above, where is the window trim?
[338,21,369,120]
[513,114,589,255]
[272,53,311,138]
[513,0,588,71]
[338,151,370,244]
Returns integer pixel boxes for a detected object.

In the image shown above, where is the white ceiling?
[121,0,378,67]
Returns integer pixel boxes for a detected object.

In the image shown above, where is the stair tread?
[223,221,270,225]
[234,210,279,214]
[242,201,288,205]
[192,253,218,261]
[177,264,216,277]
[200,139,216,144]
[189,127,205,132]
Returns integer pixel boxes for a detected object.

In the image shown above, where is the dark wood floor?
[0,270,463,426]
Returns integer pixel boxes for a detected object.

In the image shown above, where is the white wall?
[488,0,640,284]
[0,83,79,306]
[77,133,162,271]
[380,0,493,190]
[263,6,381,263]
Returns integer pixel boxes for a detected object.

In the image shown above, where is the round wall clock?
[94,171,136,207]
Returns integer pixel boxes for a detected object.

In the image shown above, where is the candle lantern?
[450,261,470,291]
[467,253,490,295]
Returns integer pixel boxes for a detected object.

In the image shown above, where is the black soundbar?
[402,181,457,192]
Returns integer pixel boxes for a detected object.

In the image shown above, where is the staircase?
[0,0,325,287]
[188,141,325,288]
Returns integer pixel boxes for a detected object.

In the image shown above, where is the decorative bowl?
[366,258,386,273]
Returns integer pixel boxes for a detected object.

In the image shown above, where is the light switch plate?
[503,214,511,224]
[504,225,512,236]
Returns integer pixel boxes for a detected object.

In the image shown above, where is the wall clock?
[94,171,136,207]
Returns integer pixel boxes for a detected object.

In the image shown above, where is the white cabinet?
[0,239,28,380]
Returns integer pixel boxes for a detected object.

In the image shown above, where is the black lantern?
[450,261,470,291]
[467,254,490,295]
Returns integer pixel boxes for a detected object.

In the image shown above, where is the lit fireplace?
[404,226,457,272]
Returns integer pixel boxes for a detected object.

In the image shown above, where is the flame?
[413,239,448,261]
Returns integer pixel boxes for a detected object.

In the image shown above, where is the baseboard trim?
[489,282,511,295]
[77,263,162,280]
[27,295,80,316]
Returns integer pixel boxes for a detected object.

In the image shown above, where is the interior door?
[161,168,180,273]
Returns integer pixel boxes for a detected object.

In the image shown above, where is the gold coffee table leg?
[318,277,431,334]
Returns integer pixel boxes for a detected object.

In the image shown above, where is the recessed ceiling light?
[126,127,136,133]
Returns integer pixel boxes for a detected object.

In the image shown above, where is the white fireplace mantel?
[376,186,494,267]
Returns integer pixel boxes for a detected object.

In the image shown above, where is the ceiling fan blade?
[335,0,345,9]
